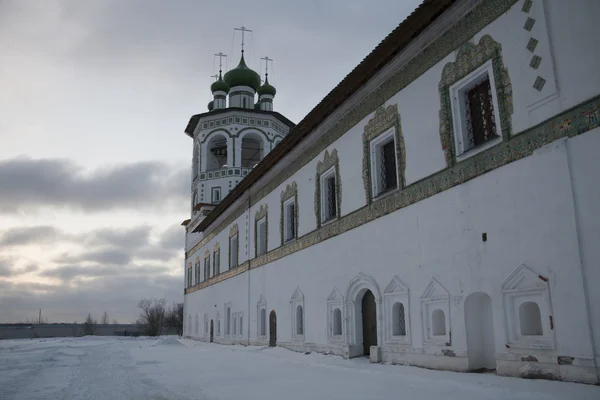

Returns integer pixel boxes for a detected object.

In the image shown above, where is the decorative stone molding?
[204,249,210,259]
[314,149,342,228]
[280,182,299,245]
[254,204,268,256]
[213,242,220,252]
[186,0,521,256]
[438,34,514,167]
[421,278,451,346]
[229,223,239,238]
[362,104,406,203]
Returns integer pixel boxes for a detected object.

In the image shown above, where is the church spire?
[210,53,229,110]
[257,56,276,111]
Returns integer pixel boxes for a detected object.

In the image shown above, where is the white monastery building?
[181,0,600,385]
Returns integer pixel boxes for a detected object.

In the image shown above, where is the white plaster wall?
[566,127,600,358]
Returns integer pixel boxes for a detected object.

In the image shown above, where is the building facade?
[182,0,600,384]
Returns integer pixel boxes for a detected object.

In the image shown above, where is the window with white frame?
[291,287,305,341]
[421,279,450,346]
[370,128,398,198]
[238,313,243,337]
[383,276,411,344]
[225,304,231,336]
[320,168,337,223]
[256,217,267,256]
[216,312,221,336]
[213,249,220,275]
[195,261,200,285]
[449,60,502,158]
[257,295,267,338]
[187,265,192,287]
[283,198,296,242]
[233,312,237,337]
[211,187,221,203]
[501,264,554,349]
[229,234,239,268]
[327,287,344,341]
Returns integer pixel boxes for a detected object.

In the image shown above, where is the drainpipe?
[564,140,599,384]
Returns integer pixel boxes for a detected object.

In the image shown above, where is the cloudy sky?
[0,0,423,324]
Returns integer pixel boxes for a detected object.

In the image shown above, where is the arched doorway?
[269,310,277,347]
[464,292,496,371]
[210,320,214,343]
[361,290,377,355]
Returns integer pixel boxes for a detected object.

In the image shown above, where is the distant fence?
[0,324,180,340]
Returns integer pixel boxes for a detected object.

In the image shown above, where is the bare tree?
[137,298,166,336]
[82,313,97,335]
[101,311,109,325]
[165,302,184,337]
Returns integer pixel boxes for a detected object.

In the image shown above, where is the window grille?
[324,175,337,222]
[379,140,397,194]
[285,202,295,241]
[296,305,304,335]
[465,77,497,150]
[257,220,267,255]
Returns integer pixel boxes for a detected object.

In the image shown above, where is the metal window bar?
[393,303,406,336]
[325,176,336,221]
[379,140,397,194]
[466,77,497,149]
[287,203,295,240]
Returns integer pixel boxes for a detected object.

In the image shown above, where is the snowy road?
[1,337,598,400]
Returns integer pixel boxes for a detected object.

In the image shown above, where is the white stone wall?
[184,0,600,383]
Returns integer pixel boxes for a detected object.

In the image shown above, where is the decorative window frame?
[187,263,192,288]
[229,224,239,269]
[362,104,405,203]
[211,186,221,203]
[383,276,411,345]
[213,243,220,275]
[501,264,555,350]
[291,287,305,342]
[232,312,238,338]
[280,182,299,245]
[257,295,267,339]
[439,34,513,167]
[195,257,200,285]
[237,311,244,338]
[254,204,268,256]
[326,287,344,342]
[204,313,208,338]
[421,278,451,346]
[314,149,341,228]
[224,302,231,337]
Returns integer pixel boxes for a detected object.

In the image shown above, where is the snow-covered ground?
[0,337,598,400]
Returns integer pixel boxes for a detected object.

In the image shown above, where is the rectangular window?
[380,140,397,193]
[229,234,239,268]
[187,268,192,287]
[204,257,210,280]
[213,250,220,275]
[211,187,221,203]
[370,129,398,198]
[257,218,267,256]
[284,200,296,242]
[321,169,337,223]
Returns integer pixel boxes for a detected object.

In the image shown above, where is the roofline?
[193,0,455,234]
[184,108,296,138]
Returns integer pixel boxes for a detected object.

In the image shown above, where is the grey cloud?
[0,157,188,214]
[159,224,184,251]
[55,249,133,266]
[84,226,151,250]
[41,263,170,282]
[0,226,66,247]
[136,248,178,262]
[0,257,39,277]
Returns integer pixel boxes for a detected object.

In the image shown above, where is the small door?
[269,310,277,347]
[361,290,377,355]
[210,320,214,343]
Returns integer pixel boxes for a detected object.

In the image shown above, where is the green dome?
[207,100,214,111]
[210,73,229,93]
[224,54,261,91]
[257,75,276,97]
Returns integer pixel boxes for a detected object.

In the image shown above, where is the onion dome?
[257,75,276,97]
[223,54,261,91]
[207,100,214,111]
[210,72,230,94]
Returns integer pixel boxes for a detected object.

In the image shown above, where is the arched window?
[432,309,446,336]
[333,308,342,336]
[206,134,228,171]
[239,316,243,335]
[241,132,264,168]
[260,308,266,336]
[233,315,237,336]
[226,307,231,335]
[392,302,406,336]
[519,301,543,335]
[296,305,304,335]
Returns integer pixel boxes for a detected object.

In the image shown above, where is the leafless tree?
[101,311,109,325]
[82,313,97,335]
[137,298,166,336]
[165,302,184,337]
